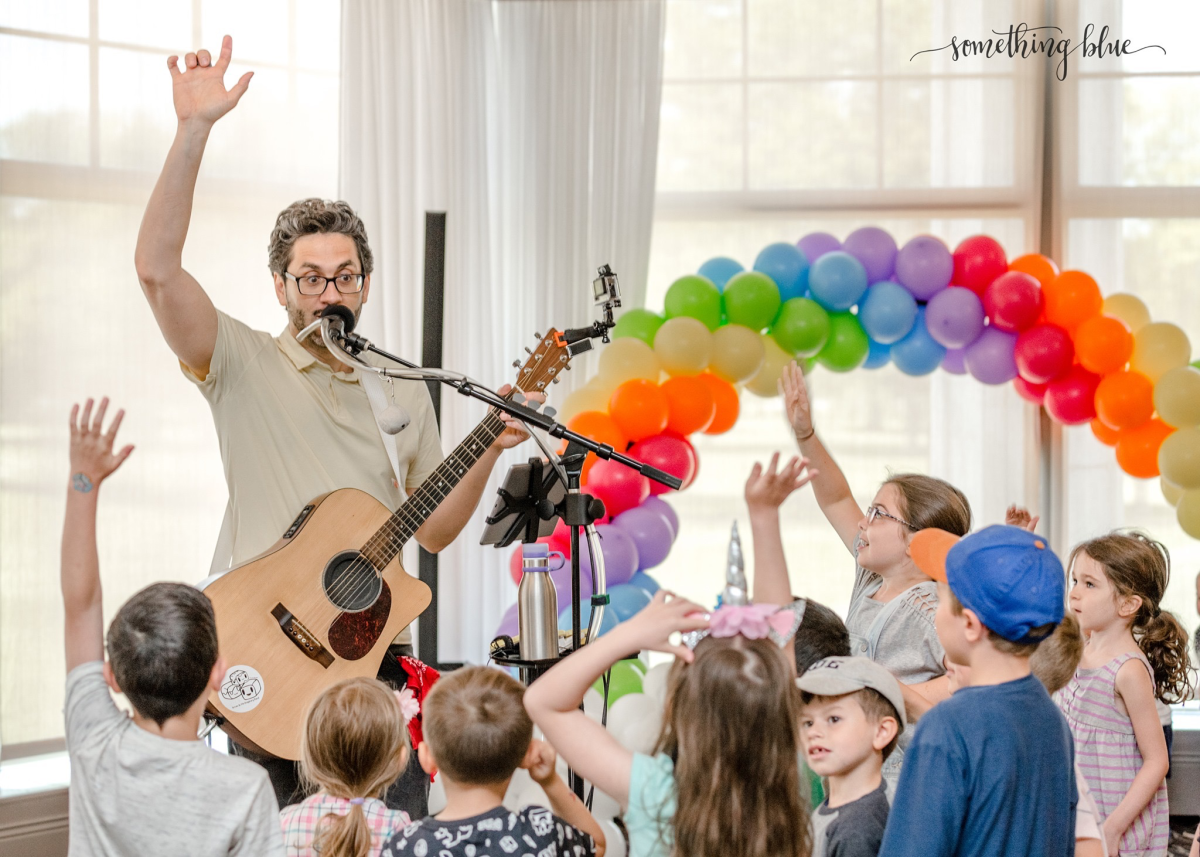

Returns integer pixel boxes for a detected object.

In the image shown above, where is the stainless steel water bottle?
[518,543,563,660]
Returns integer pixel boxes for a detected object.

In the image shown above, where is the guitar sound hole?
[322,551,383,612]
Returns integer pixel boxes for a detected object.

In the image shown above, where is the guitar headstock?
[512,329,573,396]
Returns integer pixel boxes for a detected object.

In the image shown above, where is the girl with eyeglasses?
[778,362,973,784]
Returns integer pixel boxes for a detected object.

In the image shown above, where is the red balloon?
[1044,366,1101,425]
[953,235,1008,296]
[509,537,553,584]
[1014,324,1074,384]
[630,434,698,496]
[548,519,573,557]
[586,458,650,518]
[983,271,1043,333]
[1013,377,1047,405]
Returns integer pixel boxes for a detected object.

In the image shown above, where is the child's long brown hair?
[655,635,811,857]
[300,677,409,857]
[1071,531,1194,703]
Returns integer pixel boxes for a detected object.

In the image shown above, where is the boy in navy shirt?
[879,526,1076,857]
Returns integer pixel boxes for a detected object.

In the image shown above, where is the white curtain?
[340,0,666,663]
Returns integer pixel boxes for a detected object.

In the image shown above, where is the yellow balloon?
[1102,293,1151,333]
[653,316,713,376]
[599,337,661,384]
[560,377,618,421]
[1158,426,1200,489]
[1161,476,1185,506]
[745,334,793,398]
[1154,366,1200,428]
[709,324,766,384]
[1177,488,1200,539]
[1130,322,1191,383]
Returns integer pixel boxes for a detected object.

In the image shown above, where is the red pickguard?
[327,581,392,660]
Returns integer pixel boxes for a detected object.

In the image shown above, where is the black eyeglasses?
[285,271,365,296]
[866,504,918,531]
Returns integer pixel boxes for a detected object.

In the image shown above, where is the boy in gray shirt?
[62,398,283,856]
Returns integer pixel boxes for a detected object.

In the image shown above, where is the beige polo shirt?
[184,311,443,644]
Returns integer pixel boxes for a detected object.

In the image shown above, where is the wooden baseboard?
[0,788,68,857]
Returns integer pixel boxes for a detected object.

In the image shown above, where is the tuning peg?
[534,332,542,339]
[511,360,521,368]
[524,347,532,354]
[563,364,571,370]
[552,378,560,384]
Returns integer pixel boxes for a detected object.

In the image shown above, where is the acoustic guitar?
[204,331,572,759]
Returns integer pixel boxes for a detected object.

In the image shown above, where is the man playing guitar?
[134,35,539,815]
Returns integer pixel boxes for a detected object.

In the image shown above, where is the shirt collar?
[276,326,360,380]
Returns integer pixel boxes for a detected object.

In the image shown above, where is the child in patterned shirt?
[381,667,605,857]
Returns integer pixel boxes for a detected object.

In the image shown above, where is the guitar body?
[203,488,431,761]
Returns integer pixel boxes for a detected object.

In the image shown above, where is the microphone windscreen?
[378,404,411,435]
[320,304,357,332]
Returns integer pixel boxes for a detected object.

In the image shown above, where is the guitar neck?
[361,409,507,568]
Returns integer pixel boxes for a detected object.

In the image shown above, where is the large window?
[0,0,340,754]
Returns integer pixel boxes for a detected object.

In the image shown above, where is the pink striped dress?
[1054,651,1168,857]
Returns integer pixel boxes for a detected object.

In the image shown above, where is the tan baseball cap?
[796,655,907,733]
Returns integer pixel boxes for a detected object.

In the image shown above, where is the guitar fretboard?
[360,409,508,569]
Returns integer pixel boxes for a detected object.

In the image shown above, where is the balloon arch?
[495,228,1200,650]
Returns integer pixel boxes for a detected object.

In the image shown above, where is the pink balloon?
[1014,324,1074,385]
[983,271,1043,333]
[585,458,650,518]
[1044,366,1100,425]
[629,434,698,496]
[1013,377,1047,405]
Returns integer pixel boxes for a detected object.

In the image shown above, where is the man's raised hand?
[167,35,253,127]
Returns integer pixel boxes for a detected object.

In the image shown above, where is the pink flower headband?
[682,600,807,650]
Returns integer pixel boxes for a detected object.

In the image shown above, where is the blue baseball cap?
[910,525,1065,644]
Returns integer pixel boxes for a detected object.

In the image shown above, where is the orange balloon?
[662,375,716,435]
[608,379,669,442]
[1091,418,1120,447]
[1115,418,1174,479]
[1094,370,1154,431]
[1008,253,1060,290]
[698,372,740,435]
[1073,315,1133,375]
[566,411,627,451]
[1043,270,1102,332]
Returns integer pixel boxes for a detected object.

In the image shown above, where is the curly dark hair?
[267,199,374,275]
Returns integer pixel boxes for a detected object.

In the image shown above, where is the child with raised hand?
[281,677,413,857]
[1056,532,1193,857]
[780,364,971,773]
[524,590,812,857]
[62,398,283,857]
[381,666,604,857]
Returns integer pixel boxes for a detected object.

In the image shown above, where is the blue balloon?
[857,281,918,345]
[698,257,744,291]
[628,571,661,596]
[753,243,810,302]
[559,601,620,638]
[607,584,653,622]
[890,307,946,376]
[807,251,869,311]
[863,338,892,369]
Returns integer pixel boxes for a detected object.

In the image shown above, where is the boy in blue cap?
[878,525,1077,857]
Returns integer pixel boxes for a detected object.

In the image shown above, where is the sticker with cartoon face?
[219,665,265,712]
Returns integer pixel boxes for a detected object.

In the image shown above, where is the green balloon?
[1192,359,1200,370]
[817,312,870,372]
[664,275,722,331]
[770,298,830,358]
[613,309,665,346]
[722,271,782,332]
[593,659,644,703]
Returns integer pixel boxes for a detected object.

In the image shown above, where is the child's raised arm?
[1102,659,1170,856]
[780,362,862,554]
[1004,504,1040,532]
[524,739,607,857]
[62,398,134,673]
[523,591,709,807]
[745,453,816,608]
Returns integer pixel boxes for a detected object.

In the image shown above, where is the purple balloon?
[578,524,639,587]
[895,235,953,301]
[925,286,986,349]
[942,348,968,375]
[549,554,594,604]
[843,227,897,283]
[641,497,679,540]
[611,505,675,570]
[964,326,1019,385]
[796,232,842,263]
[495,602,519,639]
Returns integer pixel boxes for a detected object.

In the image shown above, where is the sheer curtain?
[340,0,666,663]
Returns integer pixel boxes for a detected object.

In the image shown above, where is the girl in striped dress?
[1055,533,1193,857]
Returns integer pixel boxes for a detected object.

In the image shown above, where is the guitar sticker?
[219,665,265,712]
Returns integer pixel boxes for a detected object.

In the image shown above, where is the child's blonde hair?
[1030,612,1084,695]
[300,677,409,857]
[1070,531,1194,703]
[422,666,532,785]
[657,635,810,857]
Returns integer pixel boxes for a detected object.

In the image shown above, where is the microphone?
[320,306,411,434]
[320,304,359,339]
